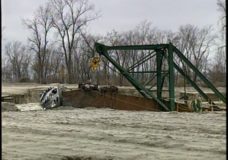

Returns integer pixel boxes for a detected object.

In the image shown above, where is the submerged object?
[40,87,61,110]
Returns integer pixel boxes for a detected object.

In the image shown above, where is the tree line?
[2,0,226,87]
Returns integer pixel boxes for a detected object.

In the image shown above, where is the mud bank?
[2,108,226,160]
[2,83,225,112]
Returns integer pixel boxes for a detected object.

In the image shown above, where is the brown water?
[2,106,226,160]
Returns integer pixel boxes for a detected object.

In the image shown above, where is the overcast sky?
[2,0,221,44]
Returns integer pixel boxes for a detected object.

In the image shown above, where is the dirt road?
[2,106,226,160]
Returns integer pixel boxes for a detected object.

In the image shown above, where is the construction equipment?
[94,42,226,111]
[89,56,101,71]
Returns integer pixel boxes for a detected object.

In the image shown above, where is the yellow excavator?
[89,56,100,71]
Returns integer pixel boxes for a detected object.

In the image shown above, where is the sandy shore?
[2,108,226,160]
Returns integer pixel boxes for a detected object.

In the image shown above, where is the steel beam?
[168,43,176,111]
[94,42,225,112]
[95,42,169,111]
[106,44,169,51]
[156,50,163,101]
[128,52,156,71]
[143,73,156,86]
[174,63,213,103]
[172,44,226,103]
[129,71,164,73]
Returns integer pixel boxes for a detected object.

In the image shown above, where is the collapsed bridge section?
[94,42,226,111]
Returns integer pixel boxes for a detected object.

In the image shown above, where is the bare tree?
[174,24,216,82]
[4,41,31,82]
[24,3,53,83]
[50,0,98,83]
[208,46,226,86]
[208,0,226,87]
[217,0,226,35]
[46,48,64,82]
[2,56,13,82]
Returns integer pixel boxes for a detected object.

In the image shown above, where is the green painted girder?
[174,63,214,104]
[143,74,157,86]
[95,42,169,111]
[156,49,164,102]
[105,44,169,50]
[95,42,226,112]
[128,52,156,71]
[129,71,167,73]
[168,43,176,111]
[172,44,226,104]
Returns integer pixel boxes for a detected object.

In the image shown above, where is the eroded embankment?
[2,83,226,112]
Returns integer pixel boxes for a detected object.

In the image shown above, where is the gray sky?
[2,0,221,44]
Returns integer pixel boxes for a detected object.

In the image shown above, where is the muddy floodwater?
[2,104,226,160]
